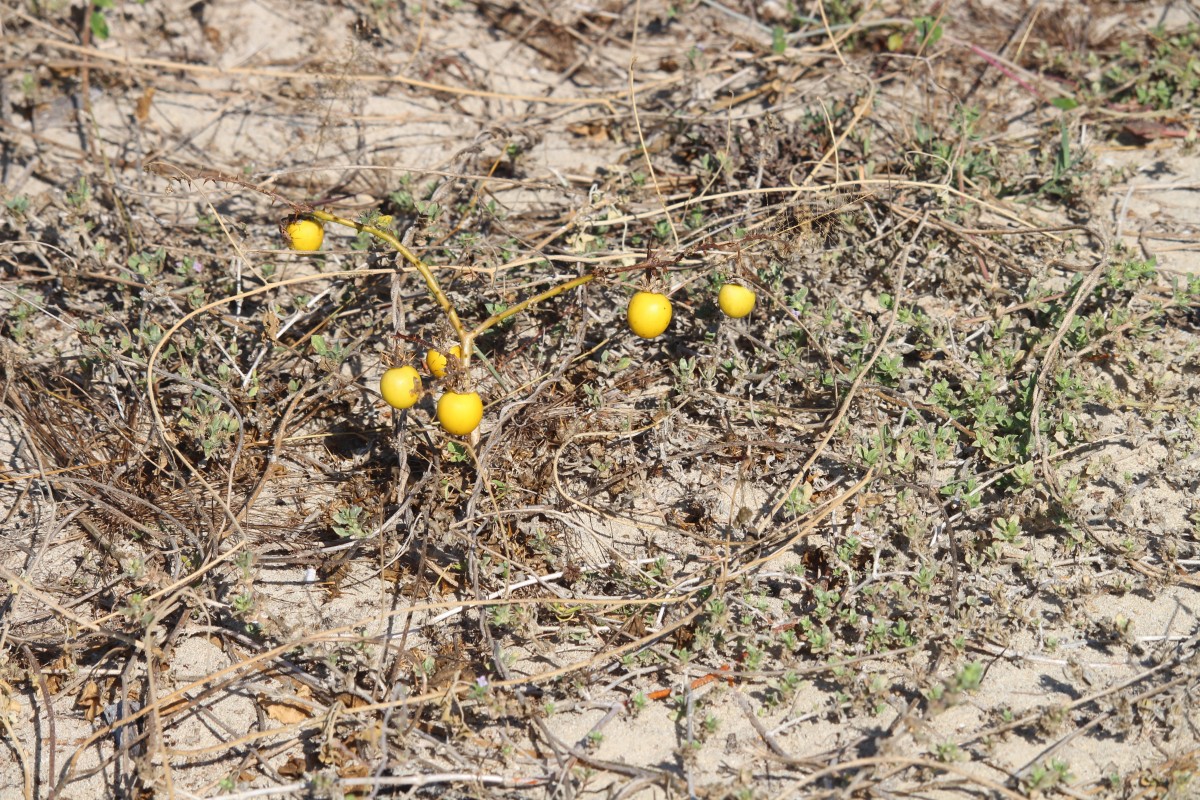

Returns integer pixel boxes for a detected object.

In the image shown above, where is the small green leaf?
[914,16,943,47]
[90,10,110,40]
[1051,96,1079,111]
[771,26,787,55]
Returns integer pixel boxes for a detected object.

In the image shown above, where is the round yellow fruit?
[285,218,324,251]
[380,366,422,409]
[425,345,463,378]
[425,349,448,378]
[437,391,483,435]
[627,291,672,339]
[718,283,756,318]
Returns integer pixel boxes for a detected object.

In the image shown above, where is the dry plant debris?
[1,1,1199,798]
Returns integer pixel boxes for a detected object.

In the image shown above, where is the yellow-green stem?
[310,211,599,377]
[470,273,597,339]
[310,210,467,339]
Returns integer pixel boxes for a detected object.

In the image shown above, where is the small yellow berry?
[425,349,448,378]
[627,291,672,339]
[380,366,422,409]
[425,345,463,378]
[437,391,484,436]
[718,283,756,318]
[285,217,324,251]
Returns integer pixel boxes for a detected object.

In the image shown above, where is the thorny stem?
[309,210,468,342]
[469,273,598,339]
[313,211,601,375]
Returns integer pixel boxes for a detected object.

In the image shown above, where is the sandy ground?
[2,1,1198,798]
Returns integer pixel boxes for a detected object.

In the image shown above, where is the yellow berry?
[626,291,672,339]
[425,345,463,378]
[718,283,756,318]
[425,349,448,378]
[437,391,484,436]
[380,366,422,409]
[285,218,324,251]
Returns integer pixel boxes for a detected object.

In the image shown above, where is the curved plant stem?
[310,210,467,340]
[312,211,615,384]
[469,273,598,340]
[316,209,604,372]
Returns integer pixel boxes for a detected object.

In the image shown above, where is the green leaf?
[772,26,787,55]
[90,10,110,40]
[913,16,943,47]
[1050,97,1079,111]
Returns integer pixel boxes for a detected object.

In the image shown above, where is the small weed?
[331,505,367,538]
[66,176,91,209]
[1023,759,1074,793]
[5,195,29,215]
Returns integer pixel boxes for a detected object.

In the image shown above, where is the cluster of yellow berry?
[626,283,756,340]
[379,347,482,434]
[414,283,752,436]
[378,285,757,436]
[284,218,490,437]
[284,216,757,438]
